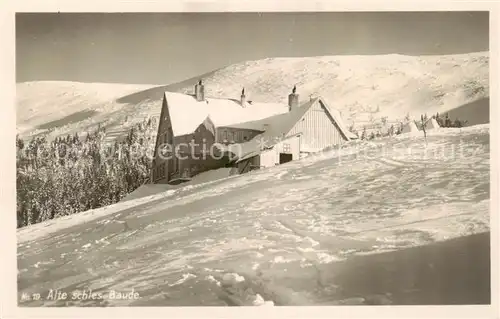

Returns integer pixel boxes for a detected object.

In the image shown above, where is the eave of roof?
[226,96,356,161]
[163,91,289,136]
[234,132,303,163]
[316,97,357,140]
[223,99,318,161]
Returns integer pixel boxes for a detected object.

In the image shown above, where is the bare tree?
[348,122,358,138]
[369,113,375,124]
[421,114,428,144]
[360,126,367,140]
[404,112,411,123]
[381,116,388,127]
[388,124,395,136]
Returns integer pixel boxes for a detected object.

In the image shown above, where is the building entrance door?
[279,153,293,164]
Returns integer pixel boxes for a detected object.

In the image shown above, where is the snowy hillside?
[178,52,489,124]
[16,81,158,143]
[16,52,489,144]
[17,125,490,306]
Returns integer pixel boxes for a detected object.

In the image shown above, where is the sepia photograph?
[13,9,494,309]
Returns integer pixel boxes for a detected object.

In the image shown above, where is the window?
[282,143,291,153]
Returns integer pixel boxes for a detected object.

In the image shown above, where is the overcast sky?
[16,12,489,85]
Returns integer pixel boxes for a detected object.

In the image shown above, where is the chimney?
[195,79,205,102]
[240,88,246,106]
[288,85,299,111]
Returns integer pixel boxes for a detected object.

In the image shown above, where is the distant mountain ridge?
[16,52,489,142]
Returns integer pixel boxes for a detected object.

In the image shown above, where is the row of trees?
[349,111,470,141]
[16,119,157,228]
[433,112,469,128]
[350,123,403,141]
[409,112,469,129]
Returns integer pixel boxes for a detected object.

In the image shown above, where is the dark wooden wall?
[216,127,263,145]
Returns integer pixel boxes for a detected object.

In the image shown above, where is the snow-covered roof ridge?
[164,91,289,136]
[221,96,357,161]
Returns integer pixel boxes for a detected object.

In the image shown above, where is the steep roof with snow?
[164,92,289,136]
[223,97,356,161]
[163,91,356,161]
[221,99,314,161]
[318,98,358,140]
[424,117,440,130]
[402,121,419,133]
[224,98,315,136]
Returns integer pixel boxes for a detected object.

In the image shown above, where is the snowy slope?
[17,125,490,306]
[179,52,489,124]
[16,52,489,144]
[16,81,159,143]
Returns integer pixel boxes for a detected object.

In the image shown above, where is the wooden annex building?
[150,80,356,185]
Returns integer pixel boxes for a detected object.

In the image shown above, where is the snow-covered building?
[401,121,419,134]
[151,81,355,184]
[224,94,357,174]
[424,117,441,130]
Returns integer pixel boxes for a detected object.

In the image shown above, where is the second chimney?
[195,79,205,102]
[288,85,299,111]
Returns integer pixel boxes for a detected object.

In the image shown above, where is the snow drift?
[17,124,490,306]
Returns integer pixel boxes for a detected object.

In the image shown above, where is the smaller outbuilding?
[401,121,420,134]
